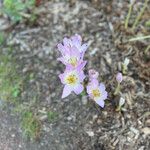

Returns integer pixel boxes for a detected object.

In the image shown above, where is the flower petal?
[57,43,65,54]
[96,100,105,108]
[101,91,108,100]
[62,85,72,98]
[73,84,84,95]
[90,79,99,87]
[74,34,82,42]
[77,61,87,70]
[70,46,81,57]
[59,73,65,84]
[81,43,88,52]
[99,83,106,92]
[71,35,81,48]
[78,71,86,82]
[57,57,67,65]
[63,38,72,47]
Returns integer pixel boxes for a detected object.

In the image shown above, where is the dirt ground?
[0,0,150,150]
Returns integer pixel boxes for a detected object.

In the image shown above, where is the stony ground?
[0,0,150,150]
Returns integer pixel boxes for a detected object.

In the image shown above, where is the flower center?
[66,74,78,85]
[68,57,78,67]
[92,89,101,97]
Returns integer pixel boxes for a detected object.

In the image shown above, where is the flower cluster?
[58,34,88,98]
[57,34,108,108]
[87,69,108,108]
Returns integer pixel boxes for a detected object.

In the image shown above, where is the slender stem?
[122,64,127,75]
[125,3,133,29]
[129,35,150,42]
[114,83,120,96]
[132,0,149,30]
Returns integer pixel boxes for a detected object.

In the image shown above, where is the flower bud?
[89,69,99,79]
[119,97,125,107]
[124,58,130,67]
[116,72,123,83]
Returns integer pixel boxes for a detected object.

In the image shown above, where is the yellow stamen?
[92,89,101,97]
[66,74,77,85]
[68,57,77,67]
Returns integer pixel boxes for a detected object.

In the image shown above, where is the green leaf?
[12,85,20,98]
[3,0,35,23]
[145,20,150,27]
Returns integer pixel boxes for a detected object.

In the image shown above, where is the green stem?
[132,0,149,30]
[125,3,133,29]
[129,35,150,42]
[122,64,127,75]
[114,83,120,96]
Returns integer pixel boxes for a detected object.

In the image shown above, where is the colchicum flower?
[57,34,88,68]
[57,34,87,98]
[59,66,85,98]
[87,79,108,108]
[57,45,86,69]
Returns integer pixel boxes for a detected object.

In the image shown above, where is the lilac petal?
[101,91,108,100]
[59,73,65,84]
[77,61,87,70]
[70,46,81,58]
[57,43,66,54]
[90,79,99,87]
[63,38,69,46]
[80,52,85,59]
[81,61,87,68]
[73,84,84,95]
[74,34,82,42]
[71,35,81,47]
[62,85,72,98]
[99,83,106,92]
[96,99,105,108]
[63,38,72,47]
[81,43,88,52]
[78,71,85,81]
[57,57,67,65]
[65,65,75,71]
